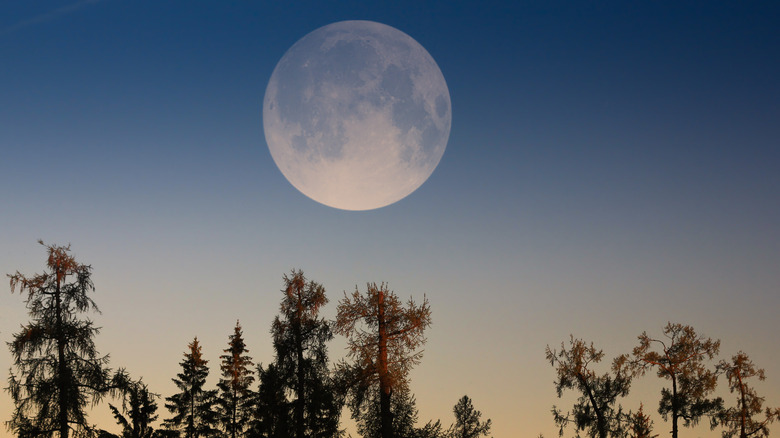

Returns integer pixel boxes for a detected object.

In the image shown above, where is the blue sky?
[2,1,779,436]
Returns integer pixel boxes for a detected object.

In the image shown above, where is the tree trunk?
[294,292,306,438]
[377,288,393,438]
[671,375,679,438]
[55,273,69,438]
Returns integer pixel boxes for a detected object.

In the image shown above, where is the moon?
[263,20,452,211]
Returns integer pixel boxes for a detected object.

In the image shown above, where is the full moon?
[263,20,452,211]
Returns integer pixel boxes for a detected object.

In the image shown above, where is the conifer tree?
[270,270,341,438]
[335,282,431,438]
[217,321,255,438]
[451,395,492,438]
[629,323,723,438]
[6,242,124,438]
[629,404,657,438]
[105,379,161,438]
[714,352,780,438]
[250,363,290,438]
[164,338,218,438]
[546,336,632,438]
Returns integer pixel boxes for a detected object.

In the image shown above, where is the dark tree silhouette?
[164,338,218,438]
[714,352,780,438]
[250,363,291,438]
[216,321,255,438]
[629,322,722,438]
[335,282,431,438]
[629,404,657,438]
[451,395,492,438]
[6,241,125,438]
[271,270,341,438]
[546,336,632,438]
[355,386,443,438]
[104,379,161,438]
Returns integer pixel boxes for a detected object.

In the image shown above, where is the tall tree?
[6,241,123,438]
[271,270,341,438]
[164,338,218,438]
[451,395,492,438]
[629,322,722,438]
[546,336,632,438]
[217,321,255,438]
[714,352,780,438]
[335,282,432,438]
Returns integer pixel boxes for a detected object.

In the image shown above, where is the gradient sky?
[2,1,779,437]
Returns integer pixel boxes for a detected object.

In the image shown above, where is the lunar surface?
[263,20,451,210]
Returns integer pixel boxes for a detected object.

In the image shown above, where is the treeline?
[546,325,780,438]
[5,242,492,438]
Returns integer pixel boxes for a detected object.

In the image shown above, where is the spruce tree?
[217,321,255,438]
[270,270,341,438]
[164,338,218,438]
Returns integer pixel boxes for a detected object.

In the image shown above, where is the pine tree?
[451,395,492,438]
[630,323,722,438]
[271,270,341,438]
[714,352,780,438]
[217,321,255,438]
[6,241,124,438]
[335,282,432,438]
[164,338,218,438]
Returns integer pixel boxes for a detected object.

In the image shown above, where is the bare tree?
[714,352,780,438]
[335,282,431,438]
[629,322,722,438]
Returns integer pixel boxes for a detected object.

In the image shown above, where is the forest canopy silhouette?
[6,242,779,438]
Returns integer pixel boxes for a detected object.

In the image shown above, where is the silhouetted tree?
[6,241,125,438]
[335,282,432,438]
[629,323,722,438]
[355,386,424,438]
[250,363,290,438]
[714,352,780,438]
[217,321,255,438]
[271,270,341,438]
[546,336,632,438]
[164,338,218,438]
[105,379,161,438]
[451,395,492,438]
[629,404,657,438]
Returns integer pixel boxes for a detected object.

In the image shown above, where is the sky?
[1,1,779,437]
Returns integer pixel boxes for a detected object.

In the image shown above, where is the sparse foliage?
[164,338,218,438]
[546,336,632,438]
[714,352,780,438]
[6,242,124,438]
[335,282,432,438]
[216,321,255,438]
[629,322,722,438]
[451,395,492,438]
